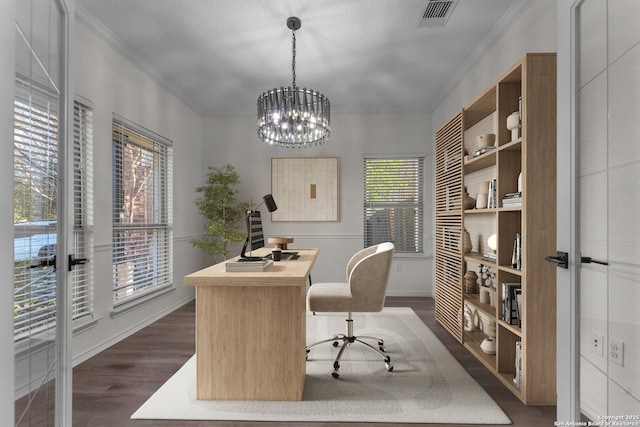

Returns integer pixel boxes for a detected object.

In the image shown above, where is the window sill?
[110,285,175,319]
[394,253,431,259]
[73,315,103,334]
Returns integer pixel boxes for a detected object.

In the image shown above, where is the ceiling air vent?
[419,0,458,28]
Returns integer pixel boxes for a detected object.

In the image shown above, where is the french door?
[13,0,73,425]
[557,0,640,422]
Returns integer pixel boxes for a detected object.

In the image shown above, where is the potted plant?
[192,165,249,260]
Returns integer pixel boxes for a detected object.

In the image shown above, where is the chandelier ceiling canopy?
[257,17,331,148]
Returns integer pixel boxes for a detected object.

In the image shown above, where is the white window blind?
[112,115,173,303]
[13,80,95,338]
[364,157,424,253]
[13,78,59,338]
[72,100,94,322]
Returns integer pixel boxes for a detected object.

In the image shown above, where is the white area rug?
[131,307,510,424]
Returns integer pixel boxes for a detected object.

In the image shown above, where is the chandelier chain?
[291,30,296,88]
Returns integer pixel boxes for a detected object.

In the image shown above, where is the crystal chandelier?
[257,17,331,148]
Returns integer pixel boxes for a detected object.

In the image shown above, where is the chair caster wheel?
[386,362,393,372]
[332,341,339,347]
[379,345,386,352]
[331,370,340,379]
[333,361,340,370]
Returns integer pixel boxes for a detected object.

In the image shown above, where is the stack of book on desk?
[502,192,522,207]
[225,258,273,272]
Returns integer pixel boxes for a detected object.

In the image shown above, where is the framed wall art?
[271,157,339,222]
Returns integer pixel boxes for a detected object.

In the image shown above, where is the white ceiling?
[75,0,533,117]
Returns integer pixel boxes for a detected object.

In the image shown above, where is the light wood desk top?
[184,248,318,287]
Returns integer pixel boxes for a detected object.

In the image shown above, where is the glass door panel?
[577,0,640,421]
[13,0,64,425]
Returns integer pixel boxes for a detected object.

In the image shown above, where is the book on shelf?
[518,96,522,138]
[502,191,522,207]
[225,258,274,272]
[488,179,497,208]
[482,252,497,262]
[514,341,523,390]
[501,282,522,325]
[502,200,522,208]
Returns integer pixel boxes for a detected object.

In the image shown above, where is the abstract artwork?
[271,157,339,221]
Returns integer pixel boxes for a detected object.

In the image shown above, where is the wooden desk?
[184,248,318,401]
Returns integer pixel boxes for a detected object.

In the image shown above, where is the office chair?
[305,242,395,378]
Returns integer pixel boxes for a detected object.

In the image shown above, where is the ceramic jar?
[481,337,496,355]
[463,190,476,210]
[464,271,478,294]
[460,229,472,254]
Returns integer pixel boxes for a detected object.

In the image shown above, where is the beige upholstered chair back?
[348,242,395,312]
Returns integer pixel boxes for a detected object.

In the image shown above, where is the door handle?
[69,254,88,271]
[580,256,608,266]
[545,251,568,269]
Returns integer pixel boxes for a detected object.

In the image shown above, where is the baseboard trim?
[387,291,432,298]
[72,294,195,367]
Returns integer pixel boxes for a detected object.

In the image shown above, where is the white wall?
[68,22,205,365]
[432,0,558,128]
[0,1,16,420]
[203,112,433,296]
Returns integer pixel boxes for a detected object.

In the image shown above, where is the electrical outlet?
[609,338,624,367]
[590,333,604,356]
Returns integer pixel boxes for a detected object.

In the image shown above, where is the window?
[364,157,424,253]
[13,76,94,339]
[112,115,173,303]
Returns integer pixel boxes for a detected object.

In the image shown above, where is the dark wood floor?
[22,297,558,426]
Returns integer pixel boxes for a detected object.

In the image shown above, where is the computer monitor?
[239,210,265,261]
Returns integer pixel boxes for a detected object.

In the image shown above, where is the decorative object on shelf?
[479,286,491,305]
[464,270,478,294]
[462,304,477,332]
[480,337,496,355]
[257,17,331,148]
[483,234,497,262]
[506,111,519,142]
[488,179,497,208]
[511,232,522,270]
[476,193,488,209]
[463,187,476,210]
[477,310,496,337]
[476,181,489,209]
[517,171,523,192]
[459,229,472,253]
[476,133,495,149]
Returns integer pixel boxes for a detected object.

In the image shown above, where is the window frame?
[111,115,173,307]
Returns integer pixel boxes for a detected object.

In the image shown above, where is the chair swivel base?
[305,313,393,378]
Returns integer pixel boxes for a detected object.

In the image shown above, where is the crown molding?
[430,0,535,112]
[74,2,204,115]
